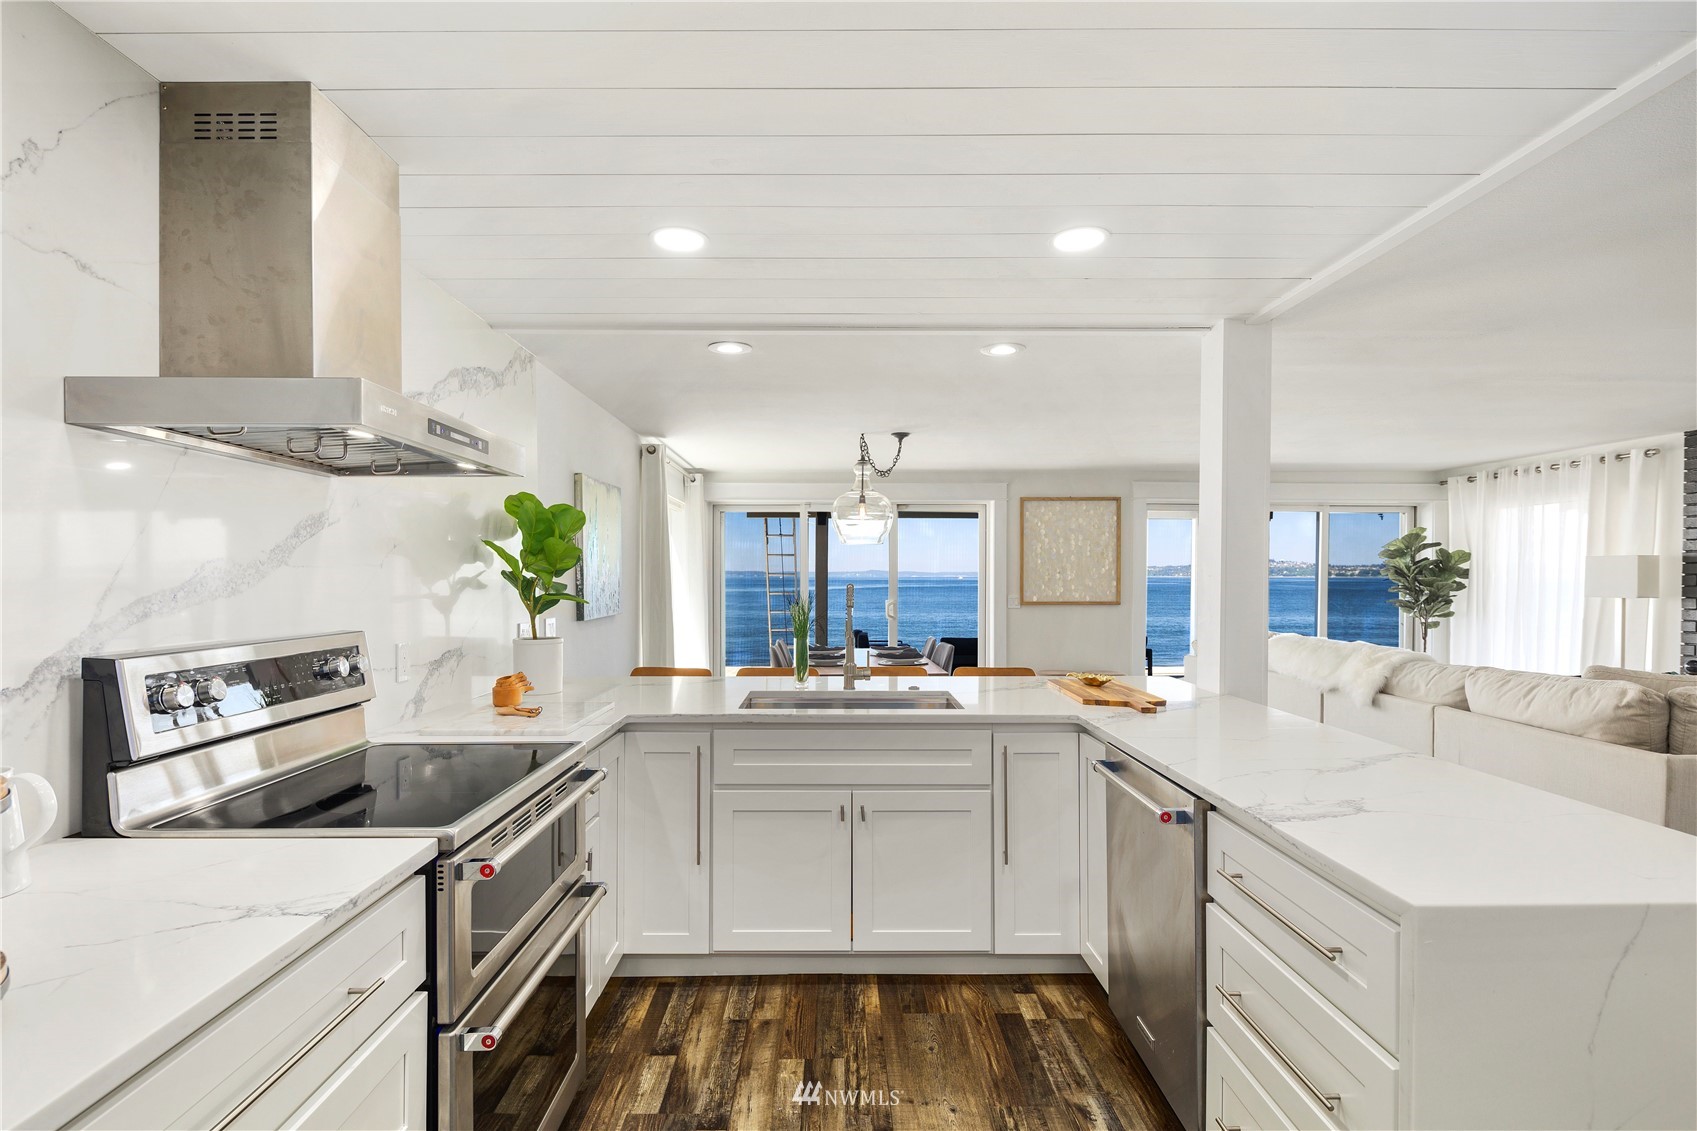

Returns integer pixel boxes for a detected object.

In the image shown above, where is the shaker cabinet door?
[622,731,711,954]
[851,789,992,952]
[713,789,852,951]
[993,732,1080,954]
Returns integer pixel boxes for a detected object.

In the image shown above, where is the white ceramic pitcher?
[0,767,58,897]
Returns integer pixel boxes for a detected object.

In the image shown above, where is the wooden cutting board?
[1048,678,1166,712]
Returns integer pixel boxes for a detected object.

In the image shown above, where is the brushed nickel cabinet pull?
[1214,1119,1241,1131]
[1216,869,1343,963]
[211,977,387,1129]
[859,804,866,823]
[1215,984,1340,1113]
[839,804,846,822]
[694,745,703,866]
[1001,746,1010,865]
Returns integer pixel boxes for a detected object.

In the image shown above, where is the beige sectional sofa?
[1267,640,1697,834]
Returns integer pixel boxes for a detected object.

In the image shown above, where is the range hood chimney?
[66,82,525,477]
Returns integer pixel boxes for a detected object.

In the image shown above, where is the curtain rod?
[643,442,701,483]
[1439,447,1659,486]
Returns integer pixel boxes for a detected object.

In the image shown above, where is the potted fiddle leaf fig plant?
[483,491,588,693]
[1379,527,1471,653]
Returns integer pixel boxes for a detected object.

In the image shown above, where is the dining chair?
[868,665,929,677]
[921,636,938,659]
[736,666,818,677]
[953,666,1036,677]
[930,642,956,672]
[630,666,713,676]
[771,638,793,668]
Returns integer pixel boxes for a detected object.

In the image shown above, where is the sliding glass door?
[718,505,984,670]
[1326,510,1405,645]
[1146,508,1196,671]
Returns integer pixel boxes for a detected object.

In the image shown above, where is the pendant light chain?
[859,431,909,478]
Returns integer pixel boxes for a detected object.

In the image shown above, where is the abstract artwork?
[1020,496,1122,605]
[574,473,623,620]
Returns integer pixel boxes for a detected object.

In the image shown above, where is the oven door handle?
[455,767,607,882]
[453,882,606,1053]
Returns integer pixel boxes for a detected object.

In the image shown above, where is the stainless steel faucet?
[842,583,864,688]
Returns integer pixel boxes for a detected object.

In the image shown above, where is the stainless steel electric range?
[80,631,605,1131]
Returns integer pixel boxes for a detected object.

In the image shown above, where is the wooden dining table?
[807,647,950,676]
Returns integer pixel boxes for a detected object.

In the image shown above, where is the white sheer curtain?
[1583,446,1680,671]
[637,443,712,668]
[636,446,674,666]
[1448,458,1592,673]
[668,471,711,668]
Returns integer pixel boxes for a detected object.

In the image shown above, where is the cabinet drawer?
[1207,1027,1296,1131]
[282,993,428,1129]
[1207,815,1399,1052]
[1207,905,1397,1131]
[712,728,991,786]
[73,877,427,1130]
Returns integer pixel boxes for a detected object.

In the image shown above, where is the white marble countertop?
[381,674,1697,917]
[0,836,436,1130]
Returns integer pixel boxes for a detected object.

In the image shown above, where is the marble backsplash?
[1,2,641,838]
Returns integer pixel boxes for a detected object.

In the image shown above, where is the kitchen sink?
[738,690,964,710]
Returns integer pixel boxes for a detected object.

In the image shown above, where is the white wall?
[0,3,639,838]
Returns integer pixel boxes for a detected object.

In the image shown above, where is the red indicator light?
[1159,811,1173,824]
[479,863,496,879]
[481,1034,497,1049]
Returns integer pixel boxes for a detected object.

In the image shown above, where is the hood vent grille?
[192,110,278,142]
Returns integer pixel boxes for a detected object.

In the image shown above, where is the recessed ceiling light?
[104,461,132,471]
[1052,226,1108,252]
[346,429,375,440]
[652,227,707,253]
[980,343,1025,357]
[708,341,752,355]
[455,461,478,470]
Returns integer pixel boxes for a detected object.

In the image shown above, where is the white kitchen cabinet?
[852,789,992,951]
[621,730,711,954]
[282,992,429,1130]
[584,743,623,1010]
[73,879,427,1130]
[713,789,852,951]
[1079,735,1109,988]
[993,731,1080,954]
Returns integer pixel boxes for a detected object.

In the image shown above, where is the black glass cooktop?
[154,741,580,836]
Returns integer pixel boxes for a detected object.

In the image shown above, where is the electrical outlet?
[396,642,411,682]
[542,616,557,636]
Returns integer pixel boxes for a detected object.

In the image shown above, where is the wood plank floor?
[560,975,1183,1131]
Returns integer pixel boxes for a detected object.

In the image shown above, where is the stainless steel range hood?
[65,82,524,477]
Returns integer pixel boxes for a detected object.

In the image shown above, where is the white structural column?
[1195,319,1272,701]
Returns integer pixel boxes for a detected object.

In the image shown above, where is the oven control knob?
[313,655,351,681]
[147,681,194,713]
[348,653,368,676]
[461,1027,501,1053]
[191,676,228,706]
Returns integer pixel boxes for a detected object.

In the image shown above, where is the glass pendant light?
[830,432,909,545]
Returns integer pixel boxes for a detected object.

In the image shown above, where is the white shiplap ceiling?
[63,1,1695,331]
[59,2,1697,473]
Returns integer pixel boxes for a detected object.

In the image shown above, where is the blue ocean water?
[724,571,1399,668]
[724,572,980,666]
[1147,575,1401,666]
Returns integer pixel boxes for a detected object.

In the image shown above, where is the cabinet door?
[282,993,429,1130]
[852,789,992,952]
[621,731,711,954]
[584,743,623,1011]
[1080,736,1110,989]
[994,732,1081,954]
[713,789,852,951]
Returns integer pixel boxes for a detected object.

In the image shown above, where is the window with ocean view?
[720,507,983,670]
[1145,506,1409,669]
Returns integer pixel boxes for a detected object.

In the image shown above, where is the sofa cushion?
[1667,687,1697,758]
[1582,665,1697,698]
[1381,660,1472,709]
[1464,668,1669,753]
[1266,633,1432,706]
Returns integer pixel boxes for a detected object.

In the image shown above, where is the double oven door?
[435,762,607,1130]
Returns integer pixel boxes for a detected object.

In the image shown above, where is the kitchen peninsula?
[383,674,1697,1131]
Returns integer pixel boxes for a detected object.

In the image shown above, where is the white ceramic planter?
[513,636,564,695]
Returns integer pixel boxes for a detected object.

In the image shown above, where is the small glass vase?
[792,636,810,686]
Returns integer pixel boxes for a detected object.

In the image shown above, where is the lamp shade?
[1584,555,1660,599]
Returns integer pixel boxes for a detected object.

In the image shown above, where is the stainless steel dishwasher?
[1092,754,1207,1131]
